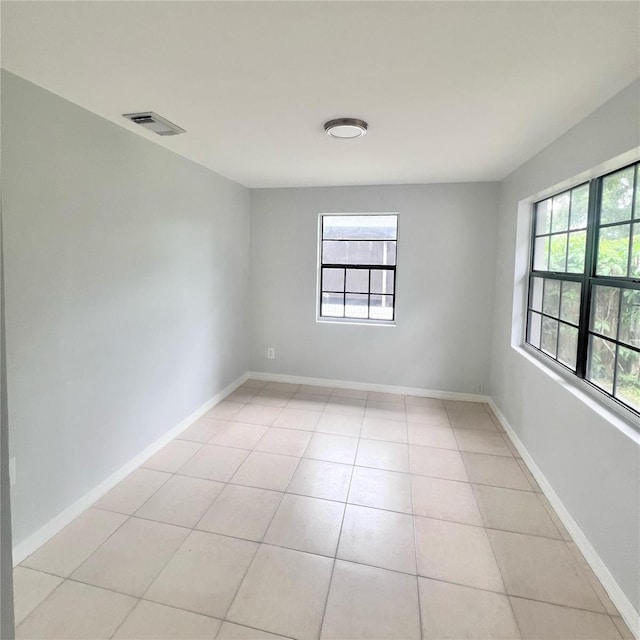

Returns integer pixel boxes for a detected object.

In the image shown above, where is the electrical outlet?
[267,347,276,360]
[9,457,16,487]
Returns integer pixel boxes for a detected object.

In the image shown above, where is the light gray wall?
[2,71,251,547]
[490,79,640,614]
[1,188,16,638]
[1,61,16,637]
[250,183,498,393]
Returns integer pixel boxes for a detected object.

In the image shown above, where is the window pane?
[323,215,397,240]
[566,230,586,273]
[549,234,567,271]
[530,277,543,312]
[541,317,558,357]
[345,269,368,293]
[590,286,619,339]
[569,184,589,229]
[535,200,551,235]
[619,289,640,349]
[615,346,640,413]
[596,224,630,276]
[559,281,581,325]
[321,292,344,317]
[345,294,368,319]
[601,167,634,224]
[631,224,640,278]
[558,324,578,370]
[382,241,397,266]
[323,240,396,266]
[551,193,570,232]
[370,269,394,294]
[528,311,542,348]
[587,335,615,394]
[542,279,561,317]
[525,165,640,415]
[370,295,394,321]
[533,237,549,271]
[323,240,345,263]
[322,268,344,292]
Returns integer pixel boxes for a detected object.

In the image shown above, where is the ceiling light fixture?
[324,118,368,139]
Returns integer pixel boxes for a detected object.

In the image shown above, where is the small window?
[318,214,398,322]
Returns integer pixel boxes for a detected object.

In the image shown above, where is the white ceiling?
[2,1,639,188]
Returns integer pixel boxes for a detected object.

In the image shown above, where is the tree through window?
[526,162,640,416]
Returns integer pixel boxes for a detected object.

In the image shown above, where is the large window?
[526,161,640,416]
[319,214,398,322]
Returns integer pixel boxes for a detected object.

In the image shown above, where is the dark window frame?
[318,214,398,323]
[526,161,640,418]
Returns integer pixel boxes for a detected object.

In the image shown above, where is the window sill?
[515,342,640,440]
[316,317,396,327]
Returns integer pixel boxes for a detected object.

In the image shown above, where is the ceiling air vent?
[122,112,186,136]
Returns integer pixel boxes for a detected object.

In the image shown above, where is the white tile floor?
[13,380,633,639]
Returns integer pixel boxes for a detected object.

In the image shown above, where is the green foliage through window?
[527,162,640,417]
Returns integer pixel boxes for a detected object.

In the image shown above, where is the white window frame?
[316,212,399,326]
[511,148,640,433]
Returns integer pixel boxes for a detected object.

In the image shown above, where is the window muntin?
[533,185,588,274]
[528,183,588,374]
[527,277,582,371]
[526,162,640,416]
[319,214,397,322]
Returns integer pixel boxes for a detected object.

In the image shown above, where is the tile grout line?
[101,504,574,556]
[113,418,554,542]
[216,424,311,637]
[31,508,135,596]
[92,453,229,640]
[107,595,142,639]
[209,388,624,628]
[316,410,363,640]
[180,417,512,456]
[12,577,69,633]
[409,441,425,640]
[459,450,525,640]
[171,455,541,496]
[30,557,621,622]
[17,385,626,637]
[507,594,627,636]
[173,435,520,465]
[560,537,618,618]
[175,419,526,473]
[104,424,256,638]
[20,420,547,581]
[19,536,622,630]
[530,492,563,539]
[134,474,265,632]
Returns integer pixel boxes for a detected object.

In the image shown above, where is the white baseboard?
[12,372,248,566]
[248,371,490,403]
[488,399,640,639]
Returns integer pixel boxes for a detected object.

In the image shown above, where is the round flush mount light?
[324,118,368,139]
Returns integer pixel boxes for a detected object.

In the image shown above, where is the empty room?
[0,1,639,639]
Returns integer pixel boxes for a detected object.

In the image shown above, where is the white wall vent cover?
[122,112,186,136]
